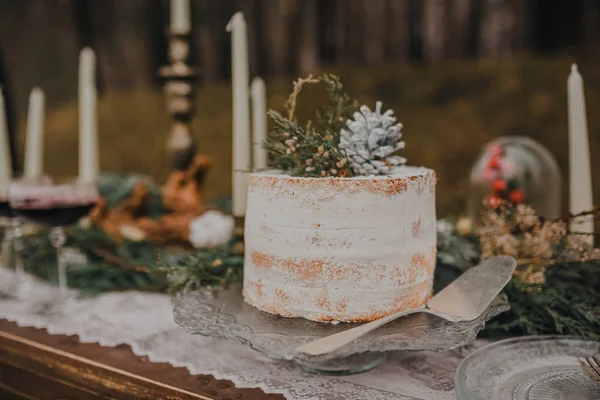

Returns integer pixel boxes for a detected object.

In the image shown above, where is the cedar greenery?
[20,220,600,340]
[18,225,244,296]
[162,247,243,293]
[11,175,600,340]
[484,261,600,339]
[14,175,244,296]
[19,227,168,295]
[437,214,600,340]
[264,74,358,177]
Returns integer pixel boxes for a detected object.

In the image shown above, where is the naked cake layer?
[243,166,437,322]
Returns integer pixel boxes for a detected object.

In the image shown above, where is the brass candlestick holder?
[87,30,211,245]
[159,31,198,171]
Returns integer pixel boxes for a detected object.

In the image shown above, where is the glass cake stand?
[173,285,508,375]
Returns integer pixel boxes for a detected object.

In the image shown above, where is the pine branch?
[162,246,244,293]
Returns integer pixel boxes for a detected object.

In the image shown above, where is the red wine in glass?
[11,201,96,227]
[9,180,99,295]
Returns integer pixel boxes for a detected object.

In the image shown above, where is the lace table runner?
[0,267,483,400]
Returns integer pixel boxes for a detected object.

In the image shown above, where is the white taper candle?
[251,77,268,170]
[567,64,594,244]
[170,0,191,34]
[227,12,251,217]
[24,88,44,179]
[78,47,99,182]
[78,47,95,92]
[0,88,12,184]
[79,85,98,182]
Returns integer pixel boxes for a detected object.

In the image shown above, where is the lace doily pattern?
[0,267,484,400]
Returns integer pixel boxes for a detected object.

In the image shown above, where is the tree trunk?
[83,0,159,92]
[333,0,366,63]
[510,0,530,51]
[386,0,410,60]
[408,0,425,60]
[447,0,473,57]
[479,0,528,57]
[0,50,18,172]
[331,0,349,62]
[422,0,449,61]
[194,0,227,82]
[261,0,297,76]
[238,0,260,77]
[297,0,320,74]
[582,0,600,45]
[0,0,80,118]
[363,0,387,64]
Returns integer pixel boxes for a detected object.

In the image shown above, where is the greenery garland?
[437,223,600,340]
[9,175,599,340]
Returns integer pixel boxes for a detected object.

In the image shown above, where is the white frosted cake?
[243,166,437,322]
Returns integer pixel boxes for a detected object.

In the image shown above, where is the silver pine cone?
[338,101,406,175]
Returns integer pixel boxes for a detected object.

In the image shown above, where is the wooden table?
[0,320,284,400]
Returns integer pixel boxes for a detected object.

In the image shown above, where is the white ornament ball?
[189,211,235,249]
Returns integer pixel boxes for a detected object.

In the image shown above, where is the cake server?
[296,255,516,357]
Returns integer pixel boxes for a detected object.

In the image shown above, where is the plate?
[172,284,508,375]
[455,336,600,399]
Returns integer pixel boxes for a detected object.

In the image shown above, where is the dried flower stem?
[549,207,600,223]
[285,74,320,121]
[265,74,357,177]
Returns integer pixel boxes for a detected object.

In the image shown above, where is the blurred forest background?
[1,0,600,216]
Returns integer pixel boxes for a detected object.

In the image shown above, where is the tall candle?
[79,85,98,182]
[79,47,99,182]
[0,88,11,184]
[24,88,45,179]
[227,12,251,217]
[567,64,594,244]
[79,47,95,91]
[251,77,268,170]
[170,0,191,34]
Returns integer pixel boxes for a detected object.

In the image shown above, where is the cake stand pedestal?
[292,352,386,375]
[172,284,508,375]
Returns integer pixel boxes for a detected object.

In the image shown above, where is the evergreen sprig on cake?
[264,74,407,177]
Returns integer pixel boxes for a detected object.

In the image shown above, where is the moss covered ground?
[16,55,600,217]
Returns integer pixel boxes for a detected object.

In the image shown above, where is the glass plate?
[172,284,508,375]
[455,336,600,400]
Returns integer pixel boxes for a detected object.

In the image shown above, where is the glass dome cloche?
[468,136,562,221]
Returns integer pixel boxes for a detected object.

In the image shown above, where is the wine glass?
[8,177,99,295]
[0,184,14,283]
[0,182,28,297]
[0,184,13,262]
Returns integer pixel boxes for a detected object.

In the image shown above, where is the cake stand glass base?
[173,285,509,376]
[292,353,386,375]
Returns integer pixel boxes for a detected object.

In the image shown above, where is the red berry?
[487,156,501,169]
[509,190,525,204]
[485,195,502,209]
[491,179,507,192]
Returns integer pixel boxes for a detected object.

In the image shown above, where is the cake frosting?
[243,166,437,323]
